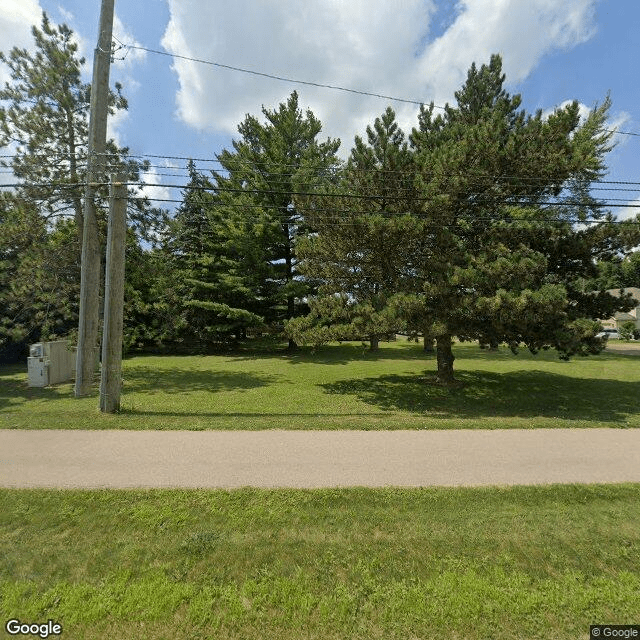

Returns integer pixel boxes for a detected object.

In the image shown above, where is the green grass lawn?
[2,341,639,429]
[1,485,639,639]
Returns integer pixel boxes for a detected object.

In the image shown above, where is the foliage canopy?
[289,55,640,382]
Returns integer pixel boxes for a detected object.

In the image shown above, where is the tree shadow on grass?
[230,341,638,366]
[0,365,71,410]
[0,365,280,413]
[172,342,429,367]
[321,370,640,423]
[284,342,431,365]
[123,366,281,395]
[117,410,381,419]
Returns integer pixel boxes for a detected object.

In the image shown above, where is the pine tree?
[403,55,639,382]
[289,107,414,350]
[211,92,341,347]
[294,55,640,383]
[167,161,263,349]
[0,12,166,358]
[0,194,79,361]
[0,11,163,239]
[593,251,640,289]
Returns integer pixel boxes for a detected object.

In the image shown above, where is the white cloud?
[57,5,74,23]
[0,0,42,184]
[543,101,632,152]
[609,111,631,133]
[0,153,18,188]
[139,167,171,203]
[617,197,640,222]
[161,0,598,154]
[107,107,129,147]
[0,0,43,84]
[161,0,436,151]
[418,0,597,106]
[542,100,591,123]
[607,111,633,149]
[112,14,146,68]
[0,2,93,83]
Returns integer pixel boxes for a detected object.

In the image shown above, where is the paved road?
[1,428,639,488]
[604,341,640,356]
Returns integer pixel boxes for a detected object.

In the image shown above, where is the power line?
[124,43,640,139]
[126,44,434,108]
[148,181,640,206]
[3,44,638,139]
[3,178,640,206]
[97,153,640,186]
[3,179,640,214]
[2,180,637,225]
[129,196,638,228]
[143,171,640,195]
[6,150,640,188]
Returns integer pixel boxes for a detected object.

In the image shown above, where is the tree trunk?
[423,336,434,353]
[369,335,379,351]
[284,219,297,352]
[64,101,84,234]
[435,334,455,384]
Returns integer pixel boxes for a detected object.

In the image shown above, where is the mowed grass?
[1,485,639,639]
[2,341,639,430]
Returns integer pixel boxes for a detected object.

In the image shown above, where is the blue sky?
[1,0,639,217]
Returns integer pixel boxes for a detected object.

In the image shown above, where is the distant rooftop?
[606,287,640,302]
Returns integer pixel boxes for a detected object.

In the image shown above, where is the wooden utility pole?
[100,174,127,413]
[75,0,116,397]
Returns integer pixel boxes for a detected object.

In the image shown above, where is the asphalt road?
[1,428,639,489]
[603,341,640,356]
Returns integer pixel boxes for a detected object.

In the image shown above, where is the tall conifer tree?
[290,107,414,349]
[211,92,340,347]
[0,12,162,238]
[168,161,263,348]
[292,55,640,382]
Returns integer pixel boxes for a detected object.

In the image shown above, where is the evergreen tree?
[0,11,163,239]
[294,55,640,383]
[0,194,79,361]
[211,92,341,347]
[620,252,640,287]
[402,55,640,382]
[167,161,263,349]
[0,12,166,358]
[593,251,640,289]
[289,107,414,349]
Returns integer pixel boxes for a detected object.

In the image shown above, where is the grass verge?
[1,485,639,639]
[2,341,639,429]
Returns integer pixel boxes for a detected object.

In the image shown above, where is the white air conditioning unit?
[30,343,43,358]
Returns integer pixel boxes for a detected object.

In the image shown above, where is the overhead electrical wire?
[7,165,640,194]
[3,182,638,228]
[3,169,640,212]
[5,150,640,189]
[3,178,640,206]
[122,43,640,140]
[7,172,640,207]
[119,196,638,228]
[4,43,639,140]
[125,44,433,108]
[134,171,640,195]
